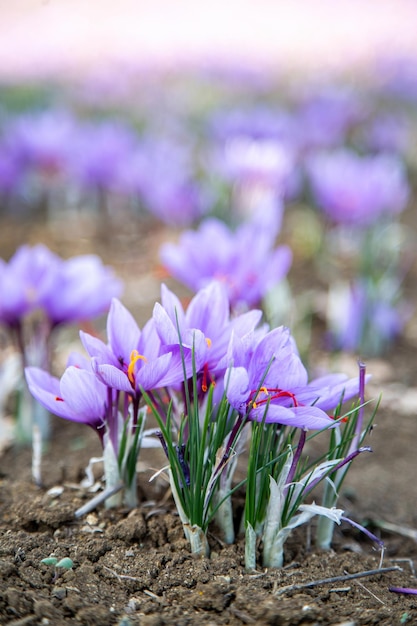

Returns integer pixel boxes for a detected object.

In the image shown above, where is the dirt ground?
[1,215,417,626]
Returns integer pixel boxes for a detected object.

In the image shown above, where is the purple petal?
[186,281,230,337]
[160,284,187,330]
[25,367,82,422]
[136,352,172,390]
[107,298,140,363]
[80,331,117,366]
[60,367,107,421]
[225,366,250,408]
[251,404,335,430]
[93,362,133,393]
[153,302,182,345]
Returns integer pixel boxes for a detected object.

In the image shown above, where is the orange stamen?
[127,350,147,385]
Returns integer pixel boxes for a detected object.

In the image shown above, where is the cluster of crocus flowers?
[0,244,122,483]
[160,204,292,311]
[26,280,374,567]
[306,150,409,226]
[0,109,207,227]
[0,244,123,330]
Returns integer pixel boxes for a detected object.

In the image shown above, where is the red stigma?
[202,363,216,393]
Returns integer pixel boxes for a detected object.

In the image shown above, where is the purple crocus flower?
[0,245,122,328]
[4,109,76,175]
[0,244,61,326]
[127,137,208,227]
[39,254,123,326]
[80,298,196,395]
[160,208,292,310]
[208,106,301,202]
[377,56,417,104]
[0,146,23,194]
[327,278,408,354]
[294,84,367,150]
[209,137,299,203]
[356,111,410,154]
[306,149,410,226]
[25,364,109,443]
[209,106,299,146]
[225,326,361,430]
[153,281,262,392]
[68,120,138,191]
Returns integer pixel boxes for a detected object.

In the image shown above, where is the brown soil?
[1,217,417,625]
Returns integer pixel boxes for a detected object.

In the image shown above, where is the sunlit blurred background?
[1,0,417,359]
[2,0,417,79]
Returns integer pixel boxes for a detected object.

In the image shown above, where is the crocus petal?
[80,331,117,365]
[160,283,187,330]
[225,366,250,408]
[230,309,263,337]
[306,375,370,411]
[186,281,229,338]
[153,302,182,345]
[107,298,141,363]
[25,367,82,422]
[136,352,172,389]
[60,367,107,422]
[66,351,91,370]
[251,404,335,430]
[93,362,133,393]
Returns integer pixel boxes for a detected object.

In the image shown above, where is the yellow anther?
[205,337,212,348]
[127,350,147,385]
[252,387,268,409]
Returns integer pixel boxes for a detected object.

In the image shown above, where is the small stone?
[51,587,67,600]
[86,513,99,525]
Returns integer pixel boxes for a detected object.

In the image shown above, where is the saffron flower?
[25,362,108,441]
[39,254,123,326]
[0,244,60,326]
[25,346,158,508]
[0,243,122,484]
[153,281,262,394]
[0,244,123,328]
[294,83,366,149]
[306,149,409,226]
[68,120,138,191]
[4,109,76,176]
[132,137,208,227]
[327,277,409,355]
[209,106,299,147]
[225,326,360,430]
[160,208,292,310]
[80,298,198,396]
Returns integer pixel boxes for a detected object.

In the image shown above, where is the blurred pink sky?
[1,0,417,81]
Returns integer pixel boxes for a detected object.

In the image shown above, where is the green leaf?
[41,557,58,566]
[55,557,74,569]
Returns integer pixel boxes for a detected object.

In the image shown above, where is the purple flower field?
[1,62,417,624]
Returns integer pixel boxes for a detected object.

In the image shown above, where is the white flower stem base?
[245,523,257,571]
[184,524,210,557]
